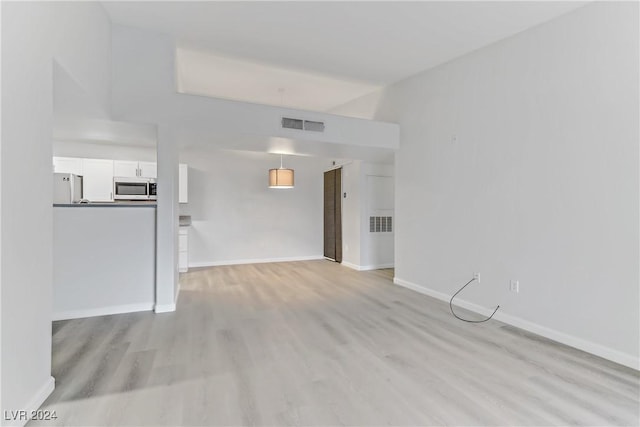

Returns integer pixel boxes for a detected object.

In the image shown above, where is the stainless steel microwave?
[113,177,157,200]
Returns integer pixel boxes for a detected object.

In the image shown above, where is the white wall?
[334,2,639,368]
[179,149,327,265]
[53,140,156,162]
[53,207,155,320]
[1,1,111,420]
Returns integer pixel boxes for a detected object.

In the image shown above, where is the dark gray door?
[323,168,342,262]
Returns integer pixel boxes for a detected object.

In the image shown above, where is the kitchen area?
[51,146,190,320]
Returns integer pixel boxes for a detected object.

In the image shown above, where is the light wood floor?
[33,260,639,426]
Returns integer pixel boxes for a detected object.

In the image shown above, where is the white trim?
[360,263,394,271]
[189,255,324,268]
[342,261,394,271]
[341,261,362,270]
[393,277,640,371]
[154,302,176,313]
[324,163,349,172]
[53,303,153,321]
[175,278,182,305]
[12,376,56,427]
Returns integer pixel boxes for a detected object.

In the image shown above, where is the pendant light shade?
[269,168,294,188]
[269,155,294,188]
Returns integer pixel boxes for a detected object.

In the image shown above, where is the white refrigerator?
[53,173,83,204]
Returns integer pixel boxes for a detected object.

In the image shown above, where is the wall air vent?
[282,117,303,130]
[281,117,325,132]
[304,120,325,132]
[369,216,393,233]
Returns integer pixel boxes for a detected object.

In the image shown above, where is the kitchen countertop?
[54,201,157,208]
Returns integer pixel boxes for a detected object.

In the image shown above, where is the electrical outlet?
[473,272,481,283]
[510,280,519,293]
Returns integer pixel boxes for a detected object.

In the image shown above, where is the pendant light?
[269,154,294,189]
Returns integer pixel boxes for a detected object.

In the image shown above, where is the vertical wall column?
[361,163,395,269]
[341,161,395,271]
[155,124,179,312]
[341,161,362,268]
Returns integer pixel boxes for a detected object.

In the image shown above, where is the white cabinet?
[113,160,139,178]
[139,162,157,179]
[114,160,157,179]
[53,157,83,175]
[82,159,114,202]
[179,164,188,204]
[178,227,189,272]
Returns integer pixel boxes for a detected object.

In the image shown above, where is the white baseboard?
[361,263,394,271]
[53,303,154,321]
[393,277,640,371]
[341,261,362,270]
[9,376,56,427]
[342,261,395,271]
[154,303,176,313]
[189,255,324,268]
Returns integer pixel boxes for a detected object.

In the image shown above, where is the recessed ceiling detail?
[104,1,586,112]
[176,48,381,111]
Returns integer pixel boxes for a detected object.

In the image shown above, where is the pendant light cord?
[449,278,500,323]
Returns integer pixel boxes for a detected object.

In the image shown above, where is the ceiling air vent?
[281,117,325,132]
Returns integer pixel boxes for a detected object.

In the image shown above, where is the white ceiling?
[103,1,586,111]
